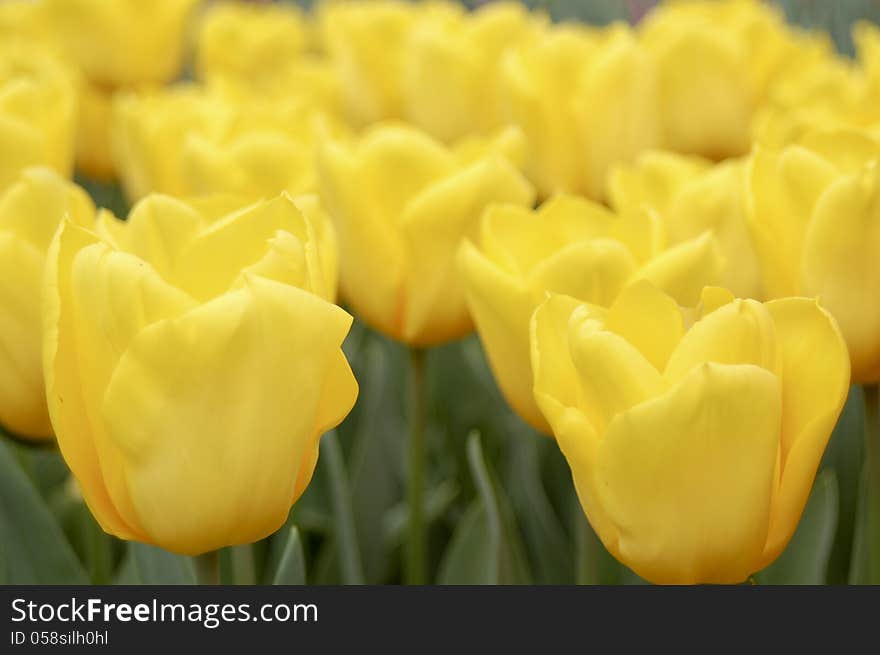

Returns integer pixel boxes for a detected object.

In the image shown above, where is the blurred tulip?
[195,1,311,85]
[44,0,200,87]
[500,23,661,199]
[112,84,341,203]
[747,127,880,382]
[531,282,849,583]
[0,41,77,190]
[319,0,420,126]
[319,123,533,346]
[75,79,116,181]
[401,1,545,143]
[458,194,722,433]
[44,192,356,554]
[0,168,95,439]
[639,0,831,160]
[609,151,762,299]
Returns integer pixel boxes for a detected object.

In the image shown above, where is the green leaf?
[506,430,572,584]
[130,543,197,585]
[273,527,307,585]
[382,480,459,546]
[320,430,365,584]
[757,468,839,584]
[849,463,871,584]
[437,432,531,584]
[0,438,87,584]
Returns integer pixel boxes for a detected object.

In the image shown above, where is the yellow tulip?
[319,123,533,346]
[458,194,723,433]
[500,23,661,200]
[319,0,420,126]
[0,41,77,191]
[195,1,311,85]
[75,79,116,181]
[44,192,356,554]
[44,0,200,87]
[401,1,545,143]
[747,127,880,382]
[112,84,340,203]
[609,151,762,299]
[531,282,849,584]
[0,168,95,439]
[639,0,827,160]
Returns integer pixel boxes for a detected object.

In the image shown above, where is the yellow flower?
[112,84,340,203]
[458,194,723,433]
[639,0,828,159]
[319,0,421,126]
[44,0,200,87]
[609,151,762,299]
[747,127,880,382]
[531,282,849,584]
[0,168,94,439]
[401,1,545,143]
[0,41,77,191]
[500,23,661,199]
[319,123,533,346]
[75,79,116,181]
[44,192,356,554]
[195,1,311,85]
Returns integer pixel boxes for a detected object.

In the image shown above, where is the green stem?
[406,347,428,585]
[863,383,880,583]
[219,548,235,585]
[573,500,598,585]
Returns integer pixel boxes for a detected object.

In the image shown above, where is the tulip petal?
[121,195,204,279]
[401,156,533,344]
[529,239,637,308]
[0,234,50,437]
[100,278,356,554]
[459,239,546,432]
[605,280,684,372]
[760,298,850,566]
[801,168,880,382]
[596,363,780,584]
[607,149,710,216]
[636,232,722,307]
[665,298,780,383]
[568,306,665,433]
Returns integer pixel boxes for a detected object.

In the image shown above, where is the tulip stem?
[863,383,880,583]
[406,347,428,585]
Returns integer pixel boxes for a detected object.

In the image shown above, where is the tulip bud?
[44,192,357,554]
[44,0,199,87]
[530,282,849,583]
[0,168,95,439]
[458,194,723,433]
[499,23,661,200]
[0,42,77,191]
[319,123,534,346]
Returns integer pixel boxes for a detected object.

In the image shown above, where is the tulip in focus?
[0,168,95,439]
[459,194,722,433]
[0,41,77,191]
[609,151,762,299]
[44,192,356,554]
[747,127,880,382]
[319,123,533,346]
[531,282,849,583]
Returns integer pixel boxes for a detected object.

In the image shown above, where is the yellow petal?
[100,277,356,555]
[665,298,780,384]
[801,167,880,382]
[529,239,637,308]
[605,280,684,372]
[567,306,665,433]
[636,232,723,306]
[458,239,546,432]
[596,363,780,584]
[760,298,849,566]
[607,149,710,215]
[401,156,534,345]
